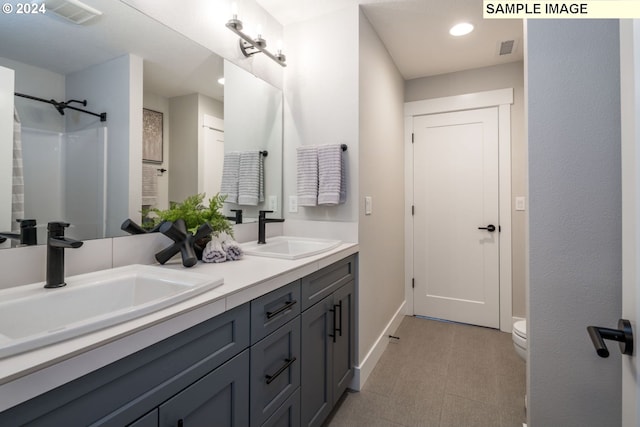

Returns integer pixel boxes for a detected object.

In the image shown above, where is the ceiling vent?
[497,39,517,56]
[46,0,103,25]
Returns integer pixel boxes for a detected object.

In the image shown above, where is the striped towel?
[142,164,158,206]
[220,152,240,203]
[11,109,24,232]
[318,144,346,205]
[238,151,263,206]
[296,146,318,206]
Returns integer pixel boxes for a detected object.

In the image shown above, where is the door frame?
[404,88,514,332]
[620,19,639,427]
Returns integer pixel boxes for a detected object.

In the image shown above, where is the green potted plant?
[144,193,233,254]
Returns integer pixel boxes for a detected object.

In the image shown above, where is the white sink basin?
[0,264,223,358]
[242,236,341,260]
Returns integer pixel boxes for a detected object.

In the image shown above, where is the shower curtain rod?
[15,92,107,122]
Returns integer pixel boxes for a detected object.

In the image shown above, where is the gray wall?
[358,10,405,368]
[527,20,621,426]
[405,61,526,318]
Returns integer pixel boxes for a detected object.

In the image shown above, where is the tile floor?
[326,316,526,427]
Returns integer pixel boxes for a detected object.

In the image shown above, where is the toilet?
[512,319,527,361]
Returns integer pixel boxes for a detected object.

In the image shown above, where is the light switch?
[289,196,298,213]
[268,195,278,211]
[365,196,373,215]
[515,196,526,211]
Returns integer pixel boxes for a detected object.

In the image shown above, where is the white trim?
[404,89,514,332]
[404,117,415,315]
[350,300,406,391]
[404,88,513,117]
[499,104,513,333]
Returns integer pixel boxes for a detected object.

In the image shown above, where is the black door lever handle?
[478,224,496,232]
[587,319,633,358]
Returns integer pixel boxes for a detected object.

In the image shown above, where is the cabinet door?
[159,350,249,427]
[300,295,334,427]
[251,318,301,426]
[332,280,355,404]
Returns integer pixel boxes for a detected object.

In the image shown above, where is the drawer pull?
[265,357,297,384]
[177,419,184,427]
[266,300,297,319]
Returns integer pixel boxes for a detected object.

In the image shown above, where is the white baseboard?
[349,300,406,391]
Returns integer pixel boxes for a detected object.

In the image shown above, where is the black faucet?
[258,210,284,244]
[0,219,38,246]
[46,222,83,289]
[226,209,243,224]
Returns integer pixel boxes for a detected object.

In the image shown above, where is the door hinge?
[412,278,415,289]
[411,205,415,216]
[411,133,414,143]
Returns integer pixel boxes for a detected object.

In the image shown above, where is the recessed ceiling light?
[449,22,474,37]
[217,77,225,85]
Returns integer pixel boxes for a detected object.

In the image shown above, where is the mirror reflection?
[0,0,282,249]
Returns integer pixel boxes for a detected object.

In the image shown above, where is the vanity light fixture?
[449,22,474,37]
[225,8,287,67]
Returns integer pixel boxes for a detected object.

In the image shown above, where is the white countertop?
[0,242,358,413]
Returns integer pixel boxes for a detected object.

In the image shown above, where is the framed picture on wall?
[143,108,163,163]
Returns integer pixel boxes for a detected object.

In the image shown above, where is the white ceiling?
[255,0,523,80]
[0,0,224,100]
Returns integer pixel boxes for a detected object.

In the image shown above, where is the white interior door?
[413,107,500,328]
[202,127,224,199]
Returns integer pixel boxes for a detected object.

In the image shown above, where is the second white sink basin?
[0,264,223,359]
[242,236,341,260]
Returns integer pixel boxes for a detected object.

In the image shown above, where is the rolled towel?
[202,237,227,263]
[219,232,243,261]
[222,240,243,261]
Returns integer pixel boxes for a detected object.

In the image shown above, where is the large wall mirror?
[0,0,283,249]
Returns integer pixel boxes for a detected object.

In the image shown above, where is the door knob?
[587,319,633,358]
[478,224,496,232]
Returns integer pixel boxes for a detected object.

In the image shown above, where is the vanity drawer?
[250,318,301,427]
[251,280,301,344]
[262,387,300,427]
[301,255,355,311]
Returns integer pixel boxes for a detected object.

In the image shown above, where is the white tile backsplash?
[0,245,46,289]
[65,238,113,277]
[112,233,172,267]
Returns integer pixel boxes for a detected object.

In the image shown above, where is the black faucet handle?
[47,222,71,237]
[17,219,37,228]
[259,210,274,219]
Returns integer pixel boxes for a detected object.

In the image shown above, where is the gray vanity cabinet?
[300,255,356,427]
[128,410,158,427]
[158,350,250,427]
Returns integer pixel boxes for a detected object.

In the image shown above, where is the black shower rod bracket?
[15,92,107,122]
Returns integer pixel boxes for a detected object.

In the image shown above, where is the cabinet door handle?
[265,357,297,384]
[177,419,184,427]
[335,301,343,337]
[329,306,337,343]
[266,300,297,319]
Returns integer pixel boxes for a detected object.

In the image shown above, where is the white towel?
[11,109,24,232]
[296,146,319,206]
[142,164,158,206]
[318,144,345,205]
[238,151,263,206]
[220,152,240,203]
[219,232,243,261]
[202,238,227,263]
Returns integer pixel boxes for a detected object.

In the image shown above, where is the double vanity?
[0,237,358,427]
